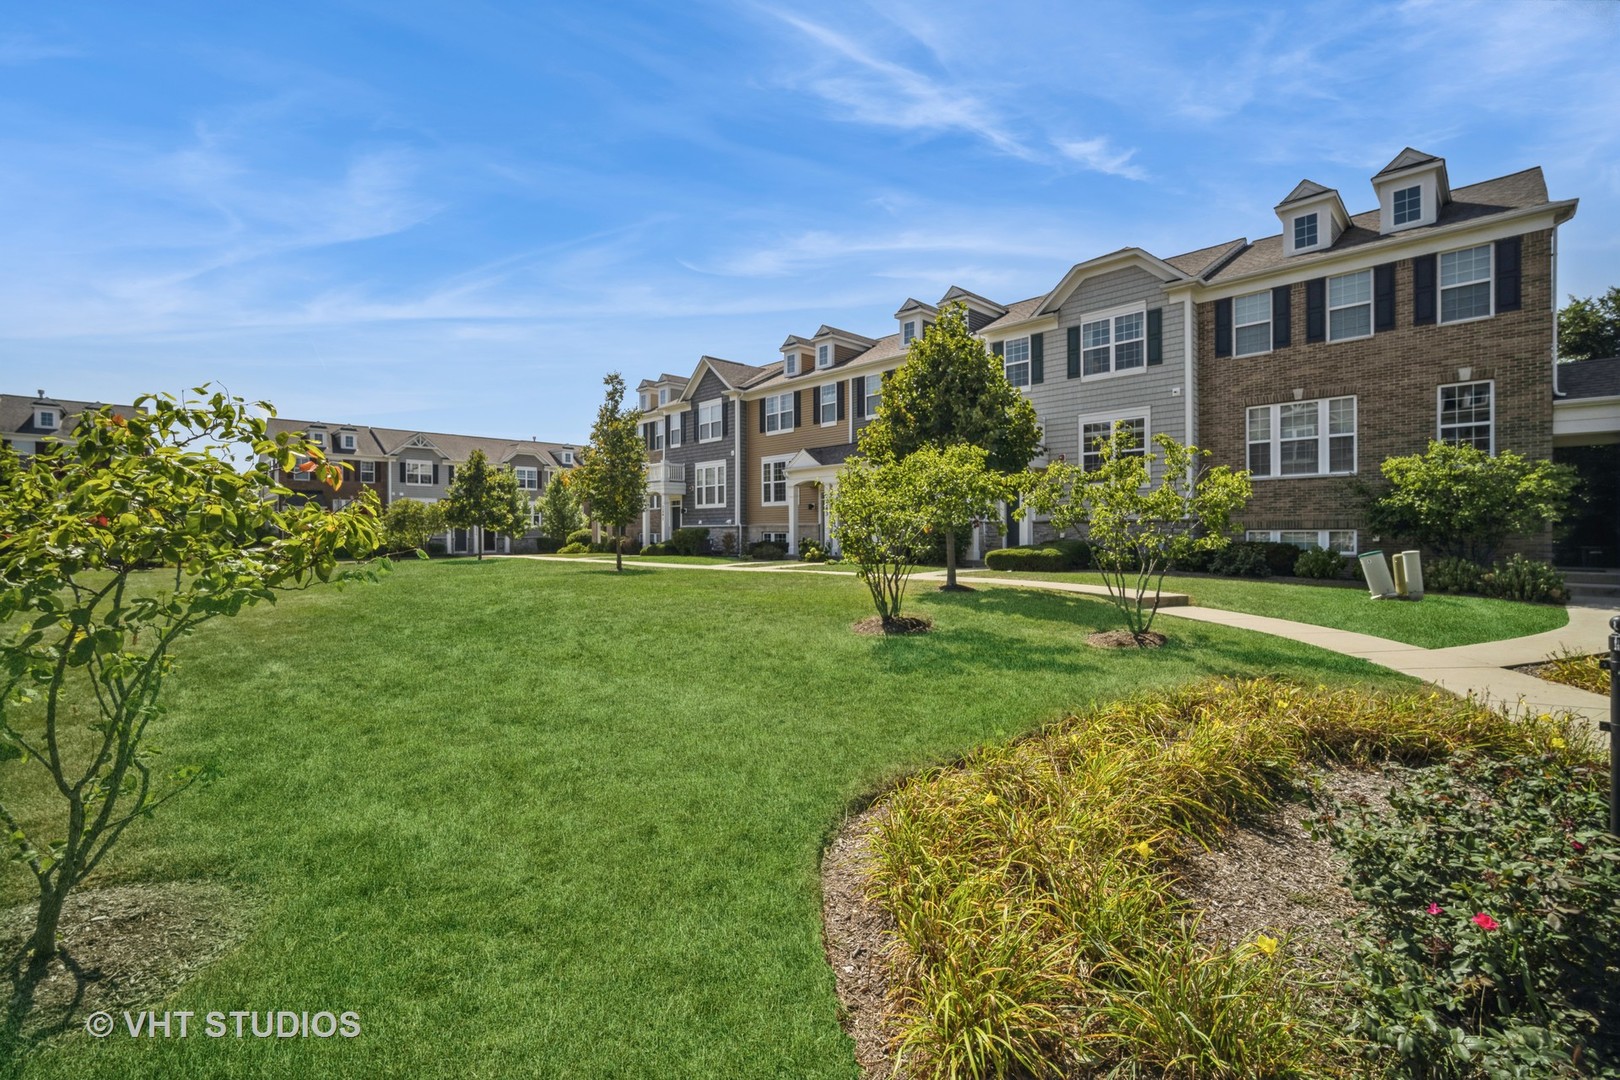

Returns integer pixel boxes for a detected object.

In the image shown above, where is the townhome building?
[1,392,136,455]
[636,373,688,544]
[1179,148,1578,558]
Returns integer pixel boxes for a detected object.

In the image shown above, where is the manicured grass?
[542,552,742,565]
[5,560,1413,1079]
[959,569,1568,649]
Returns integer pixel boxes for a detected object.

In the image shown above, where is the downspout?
[1551,227,1565,398]
[1183,292,1196,489]
[733,391,744,552]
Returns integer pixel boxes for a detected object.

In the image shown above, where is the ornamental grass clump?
[863,678,1583,1080]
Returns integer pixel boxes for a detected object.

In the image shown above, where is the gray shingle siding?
[665,369,739,533]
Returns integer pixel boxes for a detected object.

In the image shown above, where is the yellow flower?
[1130,840,1152,859]
[982,793,999,807]
[1252,934,1279,957]
[1549,736,1567,749]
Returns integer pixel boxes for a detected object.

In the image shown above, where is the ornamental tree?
[1364,441,1576,564]
[0,390,384,980]
[1021,425,1251,644]
[829,451,940,628]
[572,372,646,572]
[911,444,1007,589]
[1557,285,1620,362]
[381,497,447,556]
[857,301,1042,587]
[536,471,582,542]
[442,449,529,560]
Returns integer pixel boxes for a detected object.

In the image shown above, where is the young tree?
[0,390,383,980]
[442,449,529,561]
[1364,440,1576,564]
[911,444,1007,589]
[1022,425,1251,644]
[572,372,646,572]
[537,472,582,541]
[1558,286,1620,362]
[829,453,934,629]
[857,302,1043,587]
[381,498,447,556]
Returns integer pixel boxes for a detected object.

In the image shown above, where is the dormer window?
[309,432,326,449]
[902,320,917,344]
[1393,185,1422,226]
[816,344,831,369]
[339,433,356,451]
[559,451,573,466]
[659,388,669,405]
[34,408,58,430]
[782,353,796,376]
[1294,213,1319,250]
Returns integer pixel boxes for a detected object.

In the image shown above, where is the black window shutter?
[1030,332,1044,382]
[853,376,866,418]
[399,460,407,482]
[722,399,730,437]
[1066,326,1080,378]
[1145,309,1163,366]
[1305,279,1327,342]
[1272,285,1291,347]
[1495,236,1522,312]
[1412,254,1437,325]
[1214,298,1233,357]
[758,398,766,433]
[664,416,671,444]
[793,390,801,429]
[432,462,440,485]
[1374,263,1396,331]
[836,380,846,421]
[991,340,1004,357]
[447,464,454,482]
[690,404,698,438]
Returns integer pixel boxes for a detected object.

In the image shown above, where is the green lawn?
[959,569,1568,649]
[5,560,1415,1079]
[541,552,742,565]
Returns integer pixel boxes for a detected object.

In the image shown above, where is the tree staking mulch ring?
[1086,629,1167,649]
[851,615,934,636]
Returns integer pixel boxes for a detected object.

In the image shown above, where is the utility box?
[1393,550,1424,600]
[1359,550,1397,600]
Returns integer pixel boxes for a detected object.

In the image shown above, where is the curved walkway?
[522,555,1615,729]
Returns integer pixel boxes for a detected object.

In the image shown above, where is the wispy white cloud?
[1053,137,1146,181]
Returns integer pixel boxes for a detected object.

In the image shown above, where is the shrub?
[983,546,1068,572]
[1256,541,1301,576]
[720,531,738,556]
[671,527,710,556]
[1205,541,1271,578]
[556,542,588,554]
[641,542,667,557]
[1536,648,1610,696]
[1480,553,1567,604]
[425,537,447,556]
[799,538,828,562]
[532,536,563,554]
[749,542,785,561]
[1326,754,1620,1077]
[1292,545,1346,579]
[1051,537,1092,570]
[565,527,593,547]
[1426,554,1484,594]
[588,536,638,555]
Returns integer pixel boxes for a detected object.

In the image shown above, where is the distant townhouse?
[264,417,578,555]
[1,391,136,455]
[636,373,689,544]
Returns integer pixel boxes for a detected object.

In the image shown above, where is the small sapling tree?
[382,497,447,556]
[1022,424,1250,644]
[0,390,384,980]
[536,471,582,541]
[443,449,529,560]
[829,450,948,630]
[573,373,646,572]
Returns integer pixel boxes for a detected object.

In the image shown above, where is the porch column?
[824,479,839,555]
[787,490,799,555]
[642,507,650,544]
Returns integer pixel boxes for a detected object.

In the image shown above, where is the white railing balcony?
[646,460,685,496]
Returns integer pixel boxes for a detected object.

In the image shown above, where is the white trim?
[784,352,800,377]
[817,383,838,426]
[1231,290,1272,357]
[816,343,832,369]
[338,432,357,452]
[694,460,726,508]
[1292,211,1320,252]
[1437,379,1495,454]
[359,460,376,483]
[1326,269,1373,343]
[1078,302,1148,381]
[760,455,792,506]
[1077,409,1151,472]
[763,392,794,434]
[1246,528,1358,556]
[697,398,723,442]
[33,407,59,431]
[404,459,435,485]
[1000,335,1031,388]
[1439,243,1494,325]
[514,465,540,491]
[1246,396,1357,479]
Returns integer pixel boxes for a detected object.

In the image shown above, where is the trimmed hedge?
[671,527,710,556]
[565,528,593,547]
[984,546,1069,572]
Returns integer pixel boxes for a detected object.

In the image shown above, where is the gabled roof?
[938,285,1007,316]
[266,417,579,468]
[1375,147,1442,178]
[812,325,879,347]
[0,393,135,437]
[1033,247,1192,317]
[1559,357,1620,400]
[780,334,815,350]
[893,297,939,318]
[679,356,779,399]
[978,296,1045,335]
[637,373,689,390]
[1162,237,1248,280]
[806,443,857,466]
[1276,179,1336,208]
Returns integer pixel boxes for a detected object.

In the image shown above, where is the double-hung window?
[649,422,663,451]
[1246,397,1356,478]
[698,399,723,441]
[559,451,573,466]
[668,415,682,447]
[359,460,375,483]
[1233,291,1271,356]
[902,320,917,344]
[1327,270,1372,341]
[1294,213,1318,249]
[863,375,881,418]
[763,393,792,433]
[34,408,58,430]
[816,344,831,369]
[1438,381,1493,452]
[785,353,799,376]
[1393,185,1422,226]
[514,466,539,491]
[659,388,670,405]
[818,384,837,424]
[761,459,788,505]
[405,460,434,485]
[339,433,356,451]
[695,462,726,508]
[1079,415,1147,472]
[1080,309,1145,377]
[309,432,326,449]
[1002,337,1031,387]
[1440,245,1492,323]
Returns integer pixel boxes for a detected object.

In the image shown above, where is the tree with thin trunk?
[573,373,646,572]
[857,301,1042,589]
[829,453,933,629]
[0,389,383,989]
[537,470,582,542]
[381,497,447,556]
[443,449,528,560]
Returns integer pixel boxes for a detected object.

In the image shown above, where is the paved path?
[521,555,1614,728]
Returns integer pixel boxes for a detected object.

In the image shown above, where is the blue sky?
[4,1,1618,443]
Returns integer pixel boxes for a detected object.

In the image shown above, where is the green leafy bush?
[1292,546,1347,579]
[1206,541,1271,578]
[556,542,588,554]
[1051,538,1093,569]
[984,546,1068,572]
[799,538,828,562]
[749,542,785,561]
[532,536,563,554]
[1480,554,1568,604]
[1325,754,1620,1077]
[671,527,710,556]
[1257,541,1302,575]
[565,527,593,547]
[641,542,667,556]
[720,531,739,556]
[1427,555,1484,595]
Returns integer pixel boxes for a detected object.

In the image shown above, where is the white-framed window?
[863,375,881,418]
[559,450,574,466]
[817,344,831,369]
[359,460,375,483]
[1328,270,1373,341]
[648,494,661,510]
[649,422,663,451]
[290,455,313,481]
[902,320,917,344]
[1438,380,1494,453]
[785,353,799,376]
[818,384,837,425]
[763,393,793,433]
[761,532,788,546]
[515,466,539,491]
[309,432,327,449]
[34,408,58,430]
[668,416,683,447]
[1246,528,1358,556]
[659,387,670,405]
[1233,291,1271,356]
[761,458,789,505]
[640,392,654,411]
[1294,212,1319,249]
[695,461,726,508]
[1081,308,1146,378]
[1440,245,1493,323]
[1002,336,1031,387]
[1246,396,1356,478]
[1078,413,1148,472]
[405,460,435,485]
[339,432,356,451]
[1393,185,1422,226]
[698,399,723,442]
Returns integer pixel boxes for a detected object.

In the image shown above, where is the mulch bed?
[2,882,254,1045]
[851,615,933,636]
[1086,629,1167,649]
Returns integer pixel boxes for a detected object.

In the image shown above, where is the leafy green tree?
[572,373,646,572]
[1558,286,1620,362]
[0,390,383,982]
[858,302,1043,586]
[1365,441,1576,564]
[443,449,529,561]
[537,471,582,541]
[1021,425,1251,644]
[829,452,934,628]
[911,444,1007,589]
[381,498,447,556]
